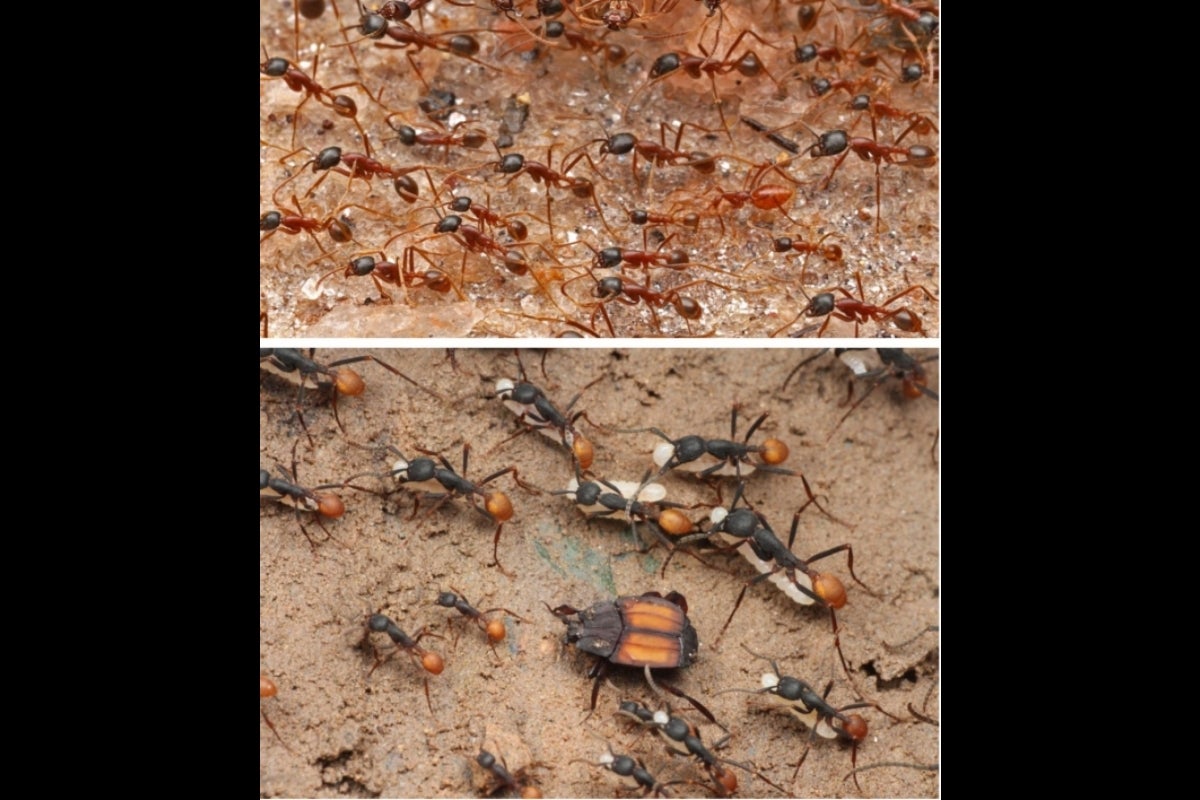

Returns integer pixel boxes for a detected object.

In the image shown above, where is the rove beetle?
[548,591,704,715]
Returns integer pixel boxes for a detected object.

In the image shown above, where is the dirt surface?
[259,1,940,338]
[260,347,940,798]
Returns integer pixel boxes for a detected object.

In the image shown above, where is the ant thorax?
[496,378,578,447]
[652,441,756,477]
[709,507,816,605]
[390,456,444,495]
[757,673,837,737]
[565,477,667,514]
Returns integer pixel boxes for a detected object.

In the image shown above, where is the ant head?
[485,619,507,644]
[333,367,365,396]
[812,572,847,609]
[759,438,789,465]
[484,491,514,521]
[840,713,868,742]
[571,434,594,471]
[420,650,445,675]
[315,493,346,519]
[656,508,693,537]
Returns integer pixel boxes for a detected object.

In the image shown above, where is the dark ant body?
[260,436,347,551]
[259,196,356,255]
[420,214,569,305]
[721,648,898,791]
[542,21,628,66]
[849,94,938,140]
[349,443,532,576]
[695,485,866,673]
[638,406,792,480]
[557,473,696,552]
[446,195,533,243]
[576,747,680,797]
[364,612,444,712]
[435,588,527,650]
[476,749,543,798]
[626,207,701,231]
[616,701,784,796]
[271,145,404,204]
[494,359,599,469]
[260,349,426,437]
[824,348,938,438]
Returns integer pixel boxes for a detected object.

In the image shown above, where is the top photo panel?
[260,1,939,338]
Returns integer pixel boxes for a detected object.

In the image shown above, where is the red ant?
[340,3,513,90]
[705,157,803,230]
[625,206,702,232]
[443,194,540,244]
[561,266,747,336]
[784,271,937,337]
[771,231,844,286]
[259,46,386,155]
[412,213,572,307]
[849,93,938,140]
[385,116,489,162]
[578,123,717,187]
[537,20,629,68]
[259,194,358,256]
[487,145,620,241]
[801,118,937,233]
[311,248,464,303]
[791,25,880,70]
[270,145,403,205]
[625,28,785,140]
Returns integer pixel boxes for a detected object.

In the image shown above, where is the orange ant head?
[520,787,542,799]
[842,713,868,741]
[572,435,594,471]
[420,651,445,675]
[902,379,926,399]
[710,764,738,794]
[657,508,694,536]
[316,494,346,519]
[260,675,278,699]
[812,572,847,609]
[485,491,514,521]
[485,619,507,643]
[334,368,366,396]
[760,438,789,465]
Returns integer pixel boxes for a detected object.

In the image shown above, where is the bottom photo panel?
[260,347,940,799]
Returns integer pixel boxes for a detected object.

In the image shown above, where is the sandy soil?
[260,347,940,798]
